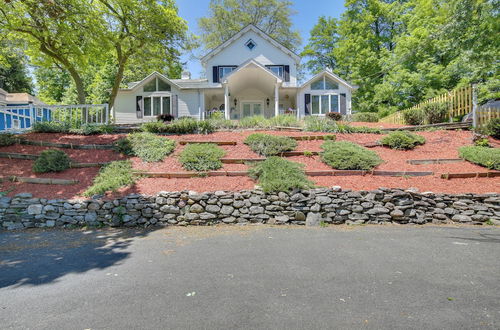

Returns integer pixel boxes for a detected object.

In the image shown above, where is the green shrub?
[380,131,426,150]
[168,117,201,134]
[140,121,169,133]
[69,123,115,135]
[33,149,71,173]
[320,141,382,170]
[421,102,449,124]
[352,112,379,122]
[303,116,337,132]
[179,143,225,171]
[474,138,490,147]
[118,132,176,162]
[209,118,238,129]
[84,160,138,196]
[32,121,70,133]
[0,133,17,147]
[249,157,314,192]
[486,118,500,139]
[239,115,270,128]
[268,114,300,127]
[459,146,499,170]
[403,109,425,125]
[349,126,382,134]
[244,133,297,156]
[325,112,342,121]
[197,120,216,134]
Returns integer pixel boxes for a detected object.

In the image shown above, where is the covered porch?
[204,61,298,119]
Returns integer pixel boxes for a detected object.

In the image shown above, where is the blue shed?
[0,89,51,131]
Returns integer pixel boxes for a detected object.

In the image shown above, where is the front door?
[241,102,263,118]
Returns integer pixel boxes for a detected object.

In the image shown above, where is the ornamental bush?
[244,133,297,156]
[0,133,17,147]
[268,114,300,127]
[84,160,137,197]
[115,132,175,162]
[380,131,426,150]
[403,109,425,126]
[486,118,500,139]
[32,121,70,133]
[459,146,500,170]
[325,112,342,121]
[421,102,449,124]
[352,112,379,122]
[69,124,115,135]
[248,157,314,192]
[33,149,71,173]
[179,143,225,171]
[141,118,213,134]
[320,141,382,170]
[239,115,269,128]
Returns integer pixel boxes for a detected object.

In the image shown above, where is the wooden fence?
[379,85,473,125]
[475,107,500,129]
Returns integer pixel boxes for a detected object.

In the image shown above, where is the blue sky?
[176,0,346,79]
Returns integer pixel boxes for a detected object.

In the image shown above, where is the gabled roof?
[201,24,301,65]
[221,59,283,84]
[118,72,181,91]
[301,70,358,90]
[5,92,47,106]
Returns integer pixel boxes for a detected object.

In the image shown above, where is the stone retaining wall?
[1,188,499,230]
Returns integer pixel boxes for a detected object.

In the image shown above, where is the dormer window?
[311,76,339,90]
[245,39,256,51]
[143,77,171,92]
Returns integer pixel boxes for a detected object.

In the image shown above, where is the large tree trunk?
[67,67,86,105]
[108,54,127,114]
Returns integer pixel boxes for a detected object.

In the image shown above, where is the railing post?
[472,84,478,129]
[105,104,109,124]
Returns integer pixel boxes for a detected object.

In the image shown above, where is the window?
[310,94,339,115]
[143,96,171,117]
[245,39,256,50]
[36,108,43,117]
[266,65,284,78]
[311,76,339,90]
[12,119,20,129]
[219,66,236,80]
[143,77,171,92]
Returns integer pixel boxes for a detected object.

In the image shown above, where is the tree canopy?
[302,0,500,115]
[198,0,301,51]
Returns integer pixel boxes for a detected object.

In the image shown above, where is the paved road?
[0,225,499,329]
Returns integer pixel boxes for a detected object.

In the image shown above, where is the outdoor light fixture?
[266,98,270,106]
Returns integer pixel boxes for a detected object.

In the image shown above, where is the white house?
[113,24,357,124]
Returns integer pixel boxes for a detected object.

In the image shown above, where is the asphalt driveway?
[1,225,499,329]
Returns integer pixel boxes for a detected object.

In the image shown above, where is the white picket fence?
[0,104,109,132]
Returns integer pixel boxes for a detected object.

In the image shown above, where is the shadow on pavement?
[0,227,157,288]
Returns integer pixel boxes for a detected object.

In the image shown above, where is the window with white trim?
[36,108,43,117]
[12,119,20,129]
[266,65,284,78]
[143,96,171,117]
[218,66,236,80]
[311,94,340,115]
[311,76,339,90]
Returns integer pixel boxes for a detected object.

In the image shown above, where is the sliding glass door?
[142,95,171,117]
[310,94,339,115]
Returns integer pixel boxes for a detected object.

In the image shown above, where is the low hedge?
[249,157,314,192]
[0,133,17,147]
[84,160,137,197]
[32,121,70,133]
[114,132,176,162]
[320,141,382,170]
[179,143,226,171]
[141,118,215,134]
[244,133,297,156]
[352,112,379,122]
[304,116,381,134]
[459,146,500,170]
[33,149,71,173]
[380,131,426,150]
[69,124,115,135]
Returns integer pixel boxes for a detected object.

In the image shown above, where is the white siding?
[204,30,298,86]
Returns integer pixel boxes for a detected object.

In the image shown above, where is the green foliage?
[166,118,200,134]
[0,39,34,93]
[421,102,449,124]
[197,120,216,134]
[208,118,239,130]
[198,0,301,51]
[486,118,500,139]
[304,116,338,132]
[0,133,17,147]
[459,146,500,170]
[474,138,490,148]
[249,157,314,192]
[140,121,169,133]
[140,118,215,135]
[239,115,269,128]
[380,131,426,150]
[403,109,426,126]
[320,141,382,170]
[69,124,115,135]
[179,143,225,171]
[118,132,176,162]
[244,133,297,156]
[300,16,338,73]
[32,121,70,133]
[33,149,71,173]
[352,112,379,123]
[268,114,300,127]
[83,161,137,197]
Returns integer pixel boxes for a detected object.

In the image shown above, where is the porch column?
[274,83,279,117]
[224,84,230,120]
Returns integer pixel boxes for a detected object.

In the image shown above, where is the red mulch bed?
[1,129,498,199]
